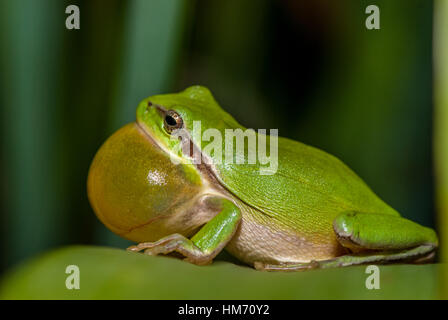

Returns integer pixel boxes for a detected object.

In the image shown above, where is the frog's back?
[214,135,399,264]
[216,134,397,219]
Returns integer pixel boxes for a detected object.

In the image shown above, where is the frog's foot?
[127,196,242,266]
[332,211,438,264]
[127,234,213,265]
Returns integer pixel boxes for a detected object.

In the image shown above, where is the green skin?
[87,86,438,271]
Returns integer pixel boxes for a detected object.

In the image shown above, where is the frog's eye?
[163,110,183,134]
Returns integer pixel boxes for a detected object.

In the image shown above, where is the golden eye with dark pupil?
[164,110,183,133]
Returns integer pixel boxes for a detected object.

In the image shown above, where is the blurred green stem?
[0,0,65,267]
[434,0,448,296]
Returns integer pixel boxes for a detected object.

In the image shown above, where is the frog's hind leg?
[255,211,438,271]
[254,244,435,271]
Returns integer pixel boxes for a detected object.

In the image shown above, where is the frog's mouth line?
[135,118,232,198]
[135,121,162,151]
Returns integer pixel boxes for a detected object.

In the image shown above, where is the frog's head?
[88,86,241,243]
[136,86,242,164]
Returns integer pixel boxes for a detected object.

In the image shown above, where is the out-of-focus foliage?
[0,246,442,299]
[0,0,443,299]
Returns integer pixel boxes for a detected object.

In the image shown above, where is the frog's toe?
[254,260,320,272]
[127,244,144,252]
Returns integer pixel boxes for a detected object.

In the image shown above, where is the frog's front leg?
[256,211,438,271]
[127,197,241,265]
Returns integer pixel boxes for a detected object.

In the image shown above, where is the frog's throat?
[135,119,231,197]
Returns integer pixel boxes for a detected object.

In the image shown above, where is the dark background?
[0,0,439,273]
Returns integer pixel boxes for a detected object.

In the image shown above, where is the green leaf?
[0,246,442,299]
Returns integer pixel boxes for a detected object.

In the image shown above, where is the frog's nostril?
[147,101,153,107]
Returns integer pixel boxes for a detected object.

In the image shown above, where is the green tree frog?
[87,86,438,271]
